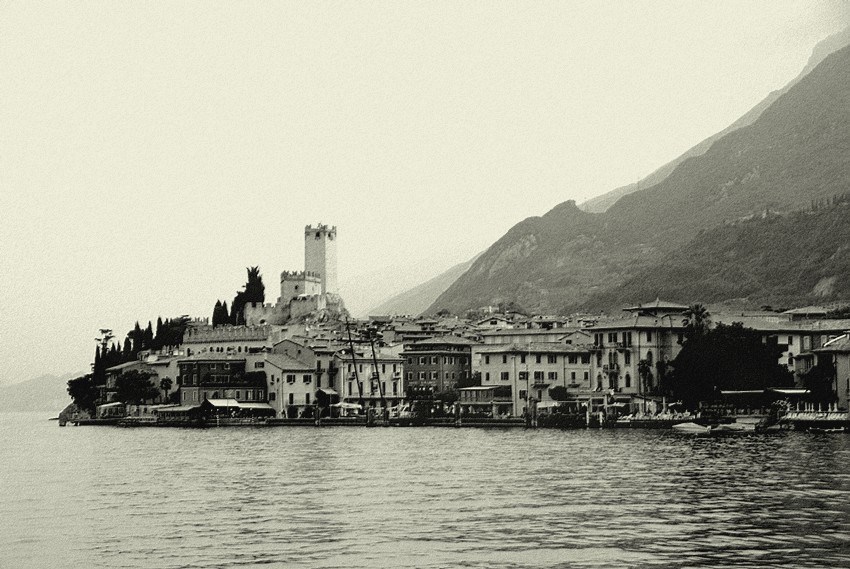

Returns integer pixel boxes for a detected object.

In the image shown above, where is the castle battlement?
[183,325,271,343]
[305,223,337,237]
[280,270,321,281]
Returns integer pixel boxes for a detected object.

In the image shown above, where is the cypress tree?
[143,321,154,349]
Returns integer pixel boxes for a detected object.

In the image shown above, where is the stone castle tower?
[304,224,337,295]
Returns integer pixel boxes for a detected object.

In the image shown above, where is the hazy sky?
[2,1,848,384]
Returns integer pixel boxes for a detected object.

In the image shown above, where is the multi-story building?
[264,353,319,417]
[472,342,592,416]
[587,299,689,397]
[402,336,474,397]
[176,353,266,406]
[336,345,405,408]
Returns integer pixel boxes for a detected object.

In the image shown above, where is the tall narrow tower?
[304,224,338,295]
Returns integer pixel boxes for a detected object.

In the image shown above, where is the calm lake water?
[2,412,850,569]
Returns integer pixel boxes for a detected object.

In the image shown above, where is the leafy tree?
[669,322,793,408]
[67,374,99,415]
[230,267,265,325]
[799,360,836,405]
[159,377,173,402]
[549,385,568,401]
[115,370,160,404]
[457,372,480,389]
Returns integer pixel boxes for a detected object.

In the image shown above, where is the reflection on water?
[2,413,850,568]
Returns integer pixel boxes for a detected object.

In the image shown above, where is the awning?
[318,388,338,396]
[331,402,362,410]
[769,388,810,395]
[537,401,563,409]
[97,402,125,409]
[238,402,275,410]
[204,398,241,408]
[157,405,200,413]
[531,382,551,388]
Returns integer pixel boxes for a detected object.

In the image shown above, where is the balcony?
[602,364,620,374]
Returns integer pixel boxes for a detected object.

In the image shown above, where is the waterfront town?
[64,224,850,431]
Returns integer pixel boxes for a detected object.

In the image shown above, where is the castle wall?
[243,303,289,327]
[280,270,322,302]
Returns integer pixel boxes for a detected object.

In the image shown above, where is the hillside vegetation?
[428,43,850,315]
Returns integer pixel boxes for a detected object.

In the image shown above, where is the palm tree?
[682,303,711,341]
[159,377,173,403]
[637,359,654,393]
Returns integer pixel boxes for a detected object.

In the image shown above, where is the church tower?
[304,224,337,295]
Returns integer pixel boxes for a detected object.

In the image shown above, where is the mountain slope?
[581,204,850,311]
[428,42,850,315]
[367,254,480,316]
[579,27,850,214]
[0,372,83,413]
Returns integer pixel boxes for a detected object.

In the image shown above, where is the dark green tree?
[67,374,99,415]
[143,321,154,350]
[799,360,837,405]
[669,322,793,408]
[682,303,711,342]
[230,267,265,325]
[159,377,173,402]
[549,385,568,401]
[115,370,160,404]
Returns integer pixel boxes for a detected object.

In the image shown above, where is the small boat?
[672,422,711,434]
[809,426,845,434]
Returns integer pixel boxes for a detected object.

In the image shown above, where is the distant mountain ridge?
[579,27,850,214]
[427,39,850,315]
[0,372,82,413]
[367,254,480,316]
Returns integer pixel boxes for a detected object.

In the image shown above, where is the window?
[236,391,241,399]
[485,355,490,365]
[418,372,426,380]
[519,371,528,381]
[571,371,576,380]
[519,389,527,400]
[407,357,413,365]
[451,372,456,380]
[625,374,631,388]
[393,382,398,395]
[624,352,631,365]
[533,371,544,381]
[289,393,294,405]
[210,364,217,370]
[581,354,590,364]
[382,364,386,373]
[183,391,187,401]
[431,371,438,380]
[547,355,557,364]
[485,372,491,382]
[224,363,230,370]
[647,331,653,342]
[584,371,589,381]
[502,355,507,364]
[500,371,509,381]
[254,362,264,369]
[420,357,426,365]
[537,389,542,401]
[407,372,413,381]
[269,392,276,401]
[520,354,526,364]
[568,355,577,364]
[303,375,311,383]
[535,355,542,364]
[445,372,450,380]
[246,390,253,401]
[286,374,296,384]
[348,381,353,394]
[548,372,558,380]
[306,393,311,404]
[788,336,794,346]
[432,356,438,365]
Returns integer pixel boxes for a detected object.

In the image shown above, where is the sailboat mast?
[345,319,365,407]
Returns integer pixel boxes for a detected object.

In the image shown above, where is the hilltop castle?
[244,224,345,325]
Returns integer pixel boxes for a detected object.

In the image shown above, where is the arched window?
[625,373,632,388]
[646,351,654,365]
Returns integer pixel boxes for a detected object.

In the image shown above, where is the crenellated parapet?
[183,325,272,343]
[305,224,337,238]
[280,270,321,282]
